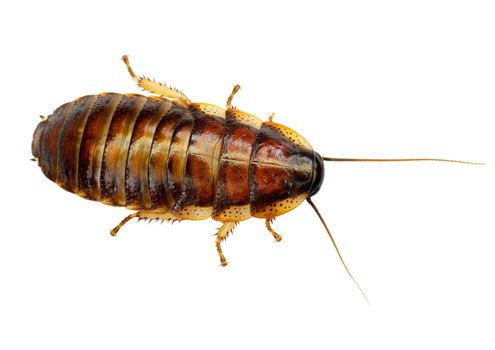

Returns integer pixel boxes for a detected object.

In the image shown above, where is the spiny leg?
[121,55,190,104]
[265,219,282,242]
[110,210,180,236]
[110,212,139,236]
[226,84,241,109]
[215,222,237,266]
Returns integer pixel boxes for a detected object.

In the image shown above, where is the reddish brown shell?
[32,93,318,221]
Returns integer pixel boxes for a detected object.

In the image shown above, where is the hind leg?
[121,55,190,104]
[110,210,180,236]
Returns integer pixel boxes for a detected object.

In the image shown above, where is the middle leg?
[215,222,238,266]
[226,84,241,109]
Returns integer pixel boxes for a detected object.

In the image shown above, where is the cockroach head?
[309,152,325,197]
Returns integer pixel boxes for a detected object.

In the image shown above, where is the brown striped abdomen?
[32,93,316,221]
[33,93,187,210]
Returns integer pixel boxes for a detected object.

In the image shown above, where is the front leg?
[265,219,282,242]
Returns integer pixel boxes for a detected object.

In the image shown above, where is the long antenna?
[307,198,370,305]
[323,157,484,165]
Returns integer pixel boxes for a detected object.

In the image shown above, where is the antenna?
[323,157,484,165]
[307,198,370,305]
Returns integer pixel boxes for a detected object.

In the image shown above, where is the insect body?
[32,56,481,302]
[32,56,324,266]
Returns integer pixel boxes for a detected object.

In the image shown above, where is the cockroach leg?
[265,219,282,242]
[121,55,190,104]
[110,210,179,236]
[268,112,275,122]
[215,222,237,266]
[226,84,241,109]
[137,210,179,222]
[110,212,139,236]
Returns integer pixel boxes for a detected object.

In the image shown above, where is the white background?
[0,1,494,349]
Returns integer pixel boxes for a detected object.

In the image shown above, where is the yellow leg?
[226,84,241,109]
[121,55,190,104]
[215,222,237,266]
[110,210,179,236]
[268,112,275,122]
[265,219,282,242]
[110,212,139,236]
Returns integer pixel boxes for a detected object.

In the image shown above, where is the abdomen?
[32,93,208,211]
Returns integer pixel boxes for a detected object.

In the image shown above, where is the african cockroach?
[32,56,482,302]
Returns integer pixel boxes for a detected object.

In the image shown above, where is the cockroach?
[32,56,482,303]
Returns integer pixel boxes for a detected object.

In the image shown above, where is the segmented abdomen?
[32,93,314,221]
